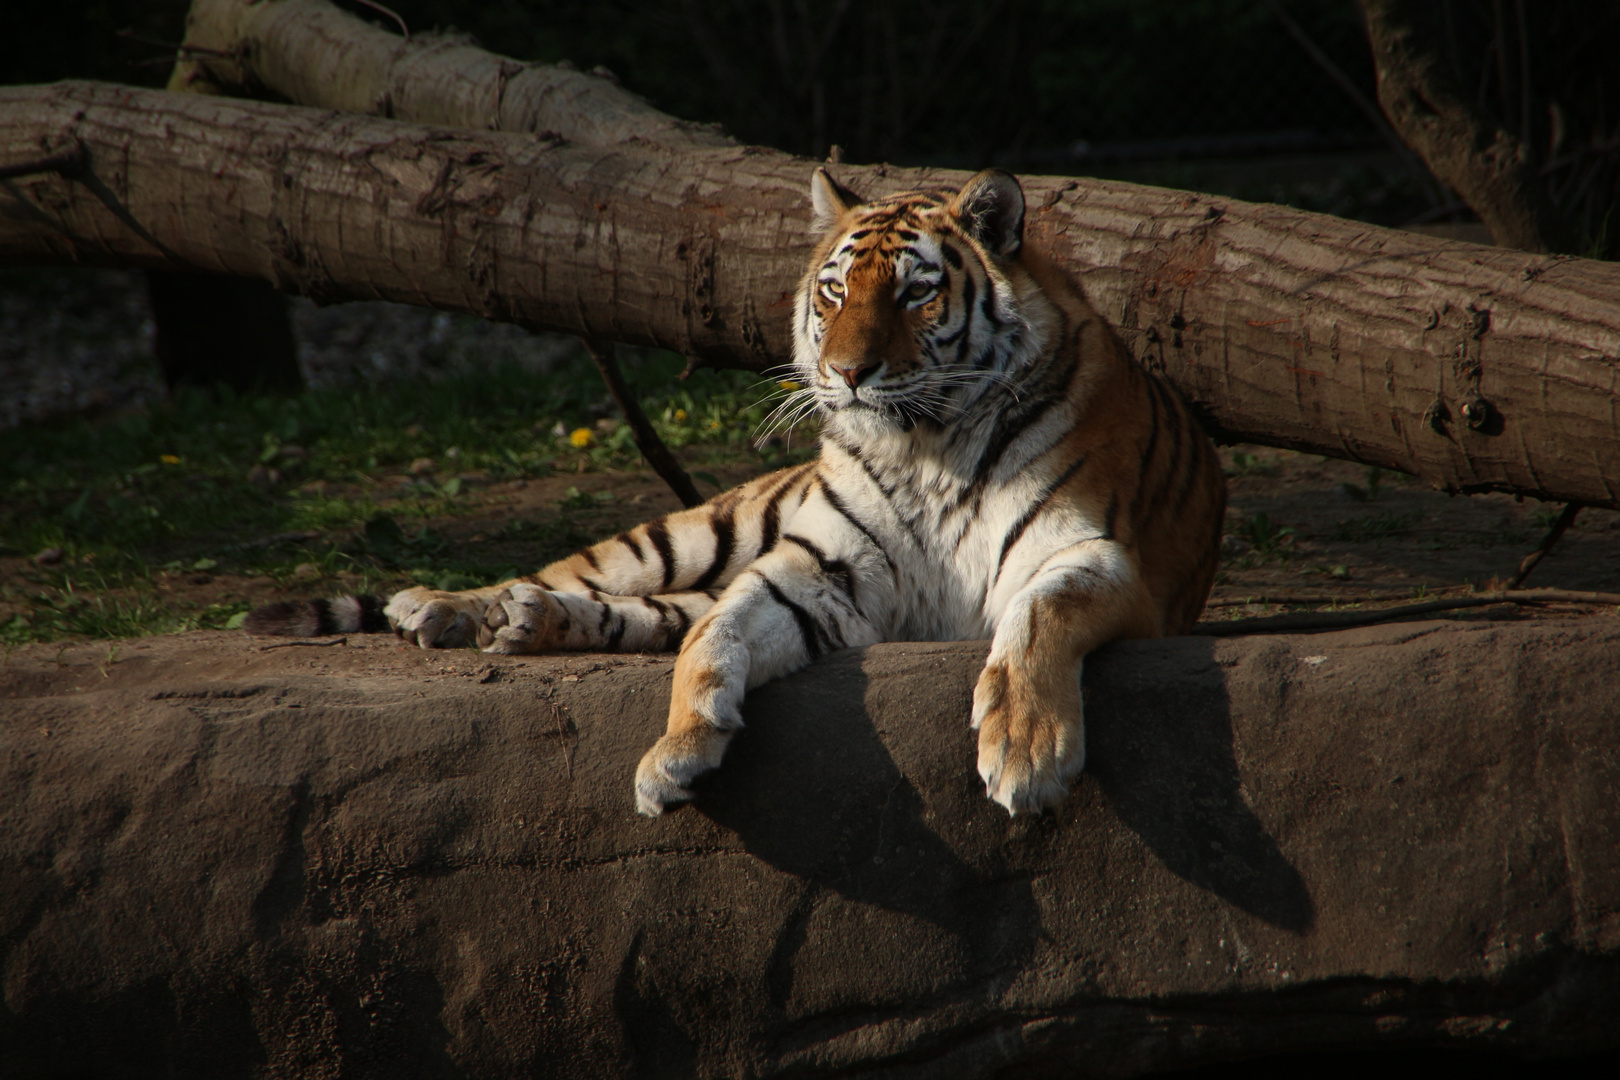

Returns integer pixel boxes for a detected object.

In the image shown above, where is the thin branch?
[1205,589,1442,608]
[1508,502,1582,588]
[581,338,703,509]
[1195,588,1620,637]
[346,0,409,41]
[258,637,348,650]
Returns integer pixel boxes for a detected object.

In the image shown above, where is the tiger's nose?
[827,358,880,387]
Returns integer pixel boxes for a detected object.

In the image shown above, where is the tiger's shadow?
[696,649,1041,1014]
[1085,635,1315,934]
[693,636,1312,1011]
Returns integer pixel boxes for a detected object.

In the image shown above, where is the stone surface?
[2,619,1618,1077]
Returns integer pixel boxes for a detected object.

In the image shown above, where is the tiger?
[245,168,1226,817]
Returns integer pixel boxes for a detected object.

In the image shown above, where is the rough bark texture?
[171,0,733,149]
[2,80,1619,510]
[1359,0,1569,254]
[1,620,1618,1077]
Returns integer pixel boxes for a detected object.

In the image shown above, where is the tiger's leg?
[634,530,887,815]
[386,463,816,648]
[477,587,716,654]
[974,538,1157,814]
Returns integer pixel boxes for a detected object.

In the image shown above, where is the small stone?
[409,457,436,476]
[292,563,321,582]
[33,546,63,566]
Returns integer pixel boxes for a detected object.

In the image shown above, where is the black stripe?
[895,229,919,241]
[597,602,613,635]
[781,533,859,608]
[757,573,829,659]
[1140,377,1185,524]
[643,518,677,589]
[759,465,808,553]
[1101,493,1119,542]
[996,453,1090,578]
[691,507,735,591]
[1167,418,1209,521]
[1126,375,1166,526]
[827,437,927,552]
[817,479,898,578]
[952,330,1086,516]
[617,532,646,563]
[311,599,338,636]
[980,285,1005,329]
[356,595,390,633]
[941,243,963,269]
[606,614,626,650]
[949,274,977,345]
[578,575,605,593]
[582,547,601,571]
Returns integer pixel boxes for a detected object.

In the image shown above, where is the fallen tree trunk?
[2,80,1618,509]
[170,0,733,149]
[2,621,1618,1076]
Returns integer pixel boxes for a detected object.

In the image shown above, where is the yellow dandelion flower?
[673,408,688,422]
[568,427,593,448]
[709,419,722,430]
[778,380,803,391]
[160,454,181,465]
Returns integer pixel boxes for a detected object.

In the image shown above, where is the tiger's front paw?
[634,726,732,817]
[478,583,567,654]
[385,587,483,648]
[971,660,1085,815]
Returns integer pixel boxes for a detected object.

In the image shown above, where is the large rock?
[2,619,1618,1077]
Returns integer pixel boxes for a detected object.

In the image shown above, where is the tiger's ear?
[950,169,1025,258]
[810,168,861,232]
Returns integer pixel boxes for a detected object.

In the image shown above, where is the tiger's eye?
[824,280,845,299]
[905,280,935,300]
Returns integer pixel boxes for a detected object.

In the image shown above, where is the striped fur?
[245,169,1225,817]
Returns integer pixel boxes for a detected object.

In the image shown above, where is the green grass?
[0,350,807,645]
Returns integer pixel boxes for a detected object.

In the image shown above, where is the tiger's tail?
[242,595,392,636]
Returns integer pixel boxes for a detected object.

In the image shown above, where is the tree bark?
[1358,0,1570,254]
[2,80,1618,510]
[170,0,733,150]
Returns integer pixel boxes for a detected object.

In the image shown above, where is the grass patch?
[0,350,808,644]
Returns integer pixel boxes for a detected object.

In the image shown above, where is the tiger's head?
[790,168,1057,437]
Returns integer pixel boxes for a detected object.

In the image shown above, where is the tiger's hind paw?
[385,588,483,649]
[971,661,1085,815]
[478,583,568,654]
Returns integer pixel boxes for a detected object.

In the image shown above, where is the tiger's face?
[790,169,1043,435]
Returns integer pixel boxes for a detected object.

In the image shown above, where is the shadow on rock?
[1086,635,1315,933]
[693,648,1041,1017]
